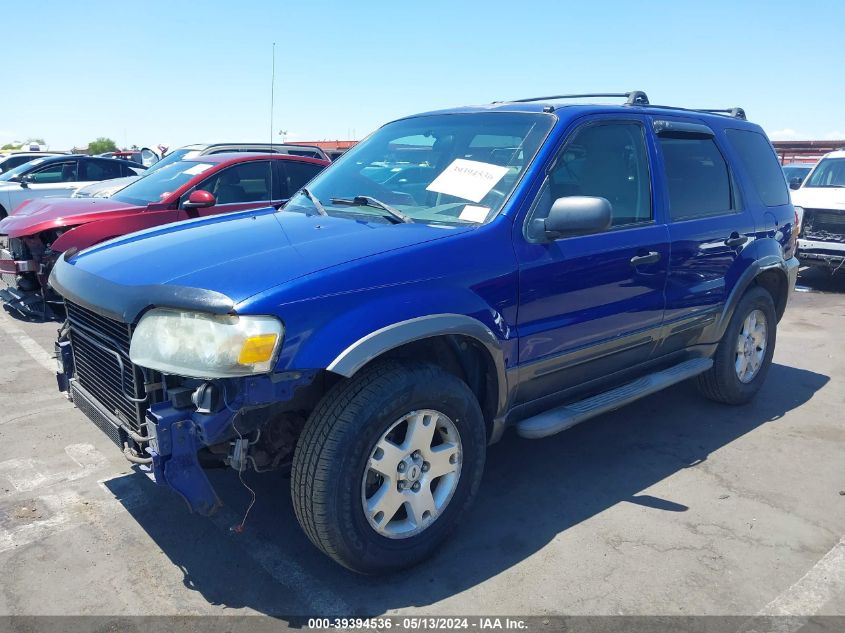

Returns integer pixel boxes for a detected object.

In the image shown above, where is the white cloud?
[768,128,806,141]
[767,128,845,142]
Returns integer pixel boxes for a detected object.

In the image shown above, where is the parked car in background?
[99,148,160,168]
[73,142,329,199]
[0,152,64,174]
[790,149,845,272]
[50,92,798,574]
[0,155,144,218]
[0,152,327,317]
[782,163,814,189]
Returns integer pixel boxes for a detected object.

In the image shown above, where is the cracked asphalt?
[0,267,843,619]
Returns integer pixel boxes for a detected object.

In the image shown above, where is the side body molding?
[327,313,510,441]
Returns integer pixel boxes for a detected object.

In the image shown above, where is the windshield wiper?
[300,187,328,216]
[330,195,412,224]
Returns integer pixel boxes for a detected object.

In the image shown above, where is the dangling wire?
[222,381,257,534]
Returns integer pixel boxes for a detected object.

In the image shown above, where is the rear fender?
[704,236,793,342]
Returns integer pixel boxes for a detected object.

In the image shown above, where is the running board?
[516,358,713,439]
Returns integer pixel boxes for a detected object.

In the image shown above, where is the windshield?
[783,165,811,180]
[285,112,555,225]
[0,157,48,181]
[143,148,200,174]
[804,157,845,188]
[111,160,214,206]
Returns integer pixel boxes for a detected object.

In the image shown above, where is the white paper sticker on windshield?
[425,159,509,203]
[459,205,490,223]
[182,163,213,176]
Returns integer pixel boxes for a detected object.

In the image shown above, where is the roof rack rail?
[698,107,747,120]
[495,91,650,107]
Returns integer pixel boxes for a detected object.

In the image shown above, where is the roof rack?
[494,92,748,120]
[494,91,650,107]
[644,104,748,120]
[698,107,746,120]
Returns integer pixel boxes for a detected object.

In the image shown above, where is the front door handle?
[724,232,749,247]
[630,251,661,266]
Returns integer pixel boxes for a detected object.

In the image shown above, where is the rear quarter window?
[725,129,789,207]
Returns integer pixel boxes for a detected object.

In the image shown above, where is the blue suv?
[51,91,799,574]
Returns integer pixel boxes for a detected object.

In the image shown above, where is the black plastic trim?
[326,313,509,426]
[653,120,715,137]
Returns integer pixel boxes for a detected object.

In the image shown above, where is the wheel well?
[355,335,500,440]
[0,204,6,219]
[754,269,789,321]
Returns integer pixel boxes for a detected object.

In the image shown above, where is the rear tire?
[696,285,777,404]
[291,360,486,574]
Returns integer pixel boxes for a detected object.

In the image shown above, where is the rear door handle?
[630,251,661,266]
[724,232,749,247]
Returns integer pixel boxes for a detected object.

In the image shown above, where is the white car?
[790,149,845,272]
[0,151,62,174]
[0,155,144,217]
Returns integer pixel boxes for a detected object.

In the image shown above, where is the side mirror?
[16,174,32,188]
[535,196,613,239]
[183,189,216,210]
[789,178,802,190]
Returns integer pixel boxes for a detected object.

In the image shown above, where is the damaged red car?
[0,152,328,318]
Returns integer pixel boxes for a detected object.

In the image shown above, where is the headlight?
[129,308,284,378]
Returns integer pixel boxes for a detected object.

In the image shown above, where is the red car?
[0,152,328,318]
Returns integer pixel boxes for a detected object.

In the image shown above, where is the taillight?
[791,206,803,256]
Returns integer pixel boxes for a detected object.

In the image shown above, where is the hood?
[73,175,139,198]
[0,197,142,237]
[791,187,845,211]
[53,207,473,319]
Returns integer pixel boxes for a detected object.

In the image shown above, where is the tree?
[1,137,45,150]
[88,137,118,154]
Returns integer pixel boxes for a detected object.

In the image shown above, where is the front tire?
[696,285,777,404]
[291,360,486,574]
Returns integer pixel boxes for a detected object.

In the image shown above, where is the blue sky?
[2,0,843,150]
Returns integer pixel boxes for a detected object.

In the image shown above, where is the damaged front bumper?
[56,337,318,515]
[797,238,845,271]
[0,247,61,319]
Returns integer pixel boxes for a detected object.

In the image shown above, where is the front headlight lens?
[129,308,284,378]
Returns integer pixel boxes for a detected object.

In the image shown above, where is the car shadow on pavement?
[796,267,845,293]
[101,362,829,618]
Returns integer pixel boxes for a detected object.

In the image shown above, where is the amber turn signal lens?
[238,333,279,365]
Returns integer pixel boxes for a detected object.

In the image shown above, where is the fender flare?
[326,313,509,424]
[713,255,791,339]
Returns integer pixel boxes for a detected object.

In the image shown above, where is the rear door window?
[278,160,325,198]
[81,159,123,181]
[725,129,789,206]
[658,135,734,220]
[196,161,272,204]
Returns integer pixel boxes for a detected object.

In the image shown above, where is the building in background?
[772,140,845,165]
[290,140,357,160]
